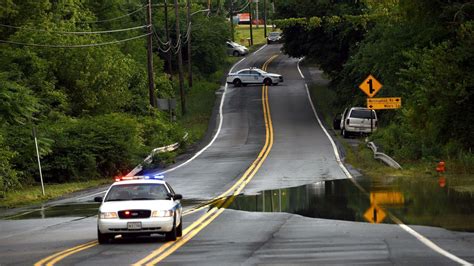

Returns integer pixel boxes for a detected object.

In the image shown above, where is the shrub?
[40,114,145,182]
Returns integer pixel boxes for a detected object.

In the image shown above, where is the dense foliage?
[275,0,474,163]
[0,0,230,196]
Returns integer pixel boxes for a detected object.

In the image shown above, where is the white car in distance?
[227,68,284,87]
[94,175,183,244]
[226,41,249,56]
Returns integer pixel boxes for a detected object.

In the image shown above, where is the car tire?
[165,216,177,241]
[176,217,183,237]
[342,128,349,138]
[97,228,111,244]
[233,79,242,87]
[233,51,240,57]
[264,78,272,86]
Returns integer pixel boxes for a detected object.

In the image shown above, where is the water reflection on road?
[228,176,474,232]
[4,175,473,232]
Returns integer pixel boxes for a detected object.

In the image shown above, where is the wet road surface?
[1,45,473,265]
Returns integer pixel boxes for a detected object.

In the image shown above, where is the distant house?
[237,13,250,24]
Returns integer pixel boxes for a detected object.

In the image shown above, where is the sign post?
[359,75,383,133]
[359,75,402,133]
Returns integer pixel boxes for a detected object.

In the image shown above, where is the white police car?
[94,175,183,244]
[226,68,284,87]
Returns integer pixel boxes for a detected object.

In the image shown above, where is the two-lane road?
[1,45,473,265]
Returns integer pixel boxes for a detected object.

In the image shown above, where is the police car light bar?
[114,175,164,182]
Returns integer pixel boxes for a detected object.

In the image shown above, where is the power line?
[181,22,192,44]
[152,26,171,47]
[80,5,147,23]
[152,34,172,53]
[235,1,250,13]
[0,23,150,34]
[0,33,150,48]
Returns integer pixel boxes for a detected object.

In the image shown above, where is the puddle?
[6,203,101,220]
[4,176,473,232]
[4,199,203,220]
[227,177,474,232]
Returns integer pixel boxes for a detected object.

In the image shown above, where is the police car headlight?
[152,210,174,217]
[99,212,118,219]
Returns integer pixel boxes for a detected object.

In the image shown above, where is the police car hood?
[265,73,281,78]
[100,200,176,212]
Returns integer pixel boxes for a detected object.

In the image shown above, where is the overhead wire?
[0,33,150,48]
[234,1,250,13]
[152,33,172,53]
[80,5,147,24]
[0,23,150,34]
[181,22,192,44]
[152,25,171,47]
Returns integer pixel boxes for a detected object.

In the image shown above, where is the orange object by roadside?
[436,161,446,173]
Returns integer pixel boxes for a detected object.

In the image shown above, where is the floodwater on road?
[3,175,473,232]
[227,175,474,232]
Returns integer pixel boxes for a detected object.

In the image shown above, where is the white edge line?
[254,44,267,55]
[72,55,249,201]
[298,59,472,266]
[156,57,247,175]
[297,57,305,79]
[398,223,472,265]
[76,190,108,201]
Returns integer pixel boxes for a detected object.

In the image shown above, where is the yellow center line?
[185,54,279,212]
[138,54,279,265]
[45,241,98,266]
[35,54,280,266]
[33,241,97,266]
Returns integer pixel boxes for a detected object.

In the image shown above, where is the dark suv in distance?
[267,32,282,44]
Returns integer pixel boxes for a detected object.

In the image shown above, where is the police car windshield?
[105,183,169,202]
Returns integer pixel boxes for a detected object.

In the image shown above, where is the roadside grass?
[178,79,219,144]
[234,25,270,46]
[178,57,240,144]
[0,179,110,209]
[307,72,474,192]
[1,57,241,209]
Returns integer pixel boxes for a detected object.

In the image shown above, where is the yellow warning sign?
[359,75,383,98]
[363,205,386,224]
[370,191,404,205]
[367,97,402,110]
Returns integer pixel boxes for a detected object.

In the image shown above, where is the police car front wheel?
[98,228,112,244]
[165,215,178,241]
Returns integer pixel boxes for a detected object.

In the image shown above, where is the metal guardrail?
[367,141,402,169]
[125,133,189,176]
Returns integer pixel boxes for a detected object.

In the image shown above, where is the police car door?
[249,70,262,84]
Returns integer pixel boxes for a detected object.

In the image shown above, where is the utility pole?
[255,0,259,28]
[186,0,193,89]
[230,0,235,41]
[164,0,173,80]
[249,0,253,45]
[174,0,186,114]
[32,126,45,196]
[263,0,267,37]
[146,0,156,107]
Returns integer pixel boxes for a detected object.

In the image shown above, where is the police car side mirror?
[167,193,183,200]
[94,196,103,202]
